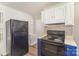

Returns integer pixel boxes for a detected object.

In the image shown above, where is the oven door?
[41,40,64,56]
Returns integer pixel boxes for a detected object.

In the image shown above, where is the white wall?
[0,4,34,55]
[74,3,79,56]
[35,19,45,37]
[32,19,45,47]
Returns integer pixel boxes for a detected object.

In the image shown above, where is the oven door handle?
[42,40,64,46]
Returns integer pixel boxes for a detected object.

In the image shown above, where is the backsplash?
[65,25,73,36]
[44,24,73,36]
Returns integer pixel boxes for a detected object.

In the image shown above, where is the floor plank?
[24,46,37,56]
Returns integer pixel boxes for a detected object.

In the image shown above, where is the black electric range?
[39,30,65,56]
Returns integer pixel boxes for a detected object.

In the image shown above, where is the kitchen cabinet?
[55,6,65,21]
[41,8,54,24]
[41,3,74,25]
[65,3,74,25]
[41,6,65,24]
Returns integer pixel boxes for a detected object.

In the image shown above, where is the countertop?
[65,36,77,46]
[38,35,77,46]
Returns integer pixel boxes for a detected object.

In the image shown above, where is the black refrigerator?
[6,19,28,56]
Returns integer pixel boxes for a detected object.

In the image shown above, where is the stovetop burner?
[46,30,65,44]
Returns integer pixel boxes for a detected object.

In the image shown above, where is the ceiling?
[0,2,58,18]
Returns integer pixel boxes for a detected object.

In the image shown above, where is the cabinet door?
[41,10,48,24]
[42,8,55,24]
[42,10,49,24]
[55,6,65,23]
[65,3,74,25]
[48,8,55,24]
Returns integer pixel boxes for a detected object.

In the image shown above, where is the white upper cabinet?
[65,3,74,25]
[41,8,54,24]
[41,3,74,25]
[41,6,65,24]
[55,6,65,21]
